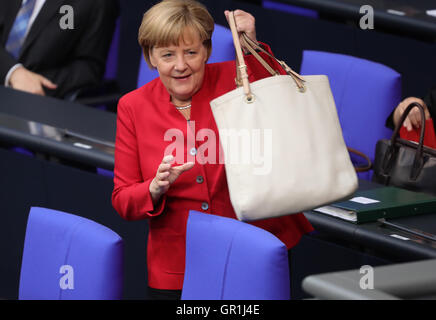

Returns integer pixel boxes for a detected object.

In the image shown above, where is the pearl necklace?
[174,104,191,110]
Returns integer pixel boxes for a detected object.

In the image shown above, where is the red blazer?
[112,44,314,290]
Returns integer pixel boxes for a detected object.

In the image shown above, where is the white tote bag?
[210,12,358,221]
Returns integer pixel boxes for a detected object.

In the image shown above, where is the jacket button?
[201,202,209,211]
[196,175,204,184]
[190,148,197,156]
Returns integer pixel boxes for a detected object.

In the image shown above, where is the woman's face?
[150,32,208,106]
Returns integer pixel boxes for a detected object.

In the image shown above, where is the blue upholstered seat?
[300,50,401,180]
[262,0,319,19]
[182,211,290,300]
[19,207,123,300]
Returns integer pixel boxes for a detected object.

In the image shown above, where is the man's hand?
[9,66,57,96]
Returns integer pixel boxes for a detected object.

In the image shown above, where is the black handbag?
[373,102,436,196]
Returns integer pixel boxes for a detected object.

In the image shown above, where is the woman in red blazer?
[112,0,314,299]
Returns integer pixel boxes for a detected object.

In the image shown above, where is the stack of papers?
[314,206,357,222]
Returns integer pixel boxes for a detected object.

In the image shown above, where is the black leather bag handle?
[382,102,426,181]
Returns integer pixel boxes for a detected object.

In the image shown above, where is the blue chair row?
[18,207,289,300]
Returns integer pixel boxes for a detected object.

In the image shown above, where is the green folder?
[314,186,436,224]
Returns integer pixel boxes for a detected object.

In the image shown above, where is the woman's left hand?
[224,9,258,46]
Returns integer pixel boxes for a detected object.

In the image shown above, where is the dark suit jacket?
[0,0,119,98]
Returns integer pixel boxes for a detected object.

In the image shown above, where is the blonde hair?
[138,0,215,69]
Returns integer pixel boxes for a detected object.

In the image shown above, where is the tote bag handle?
[227,11,306,100]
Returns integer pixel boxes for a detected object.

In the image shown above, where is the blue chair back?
[19,207,123,300]
[182,211,290,300]
[262,0,319,18]
[300,50,401,180]
[208,23,235,64]
[137,24,235,88]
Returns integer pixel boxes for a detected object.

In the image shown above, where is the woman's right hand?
[224,9,258,54]
[149,155,194,204]
[393,97,430,131]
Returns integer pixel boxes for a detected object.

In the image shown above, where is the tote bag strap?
[241,33,306,89]
[228,11,253,102]
[240,35,278,77]
[227,11,306,97]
